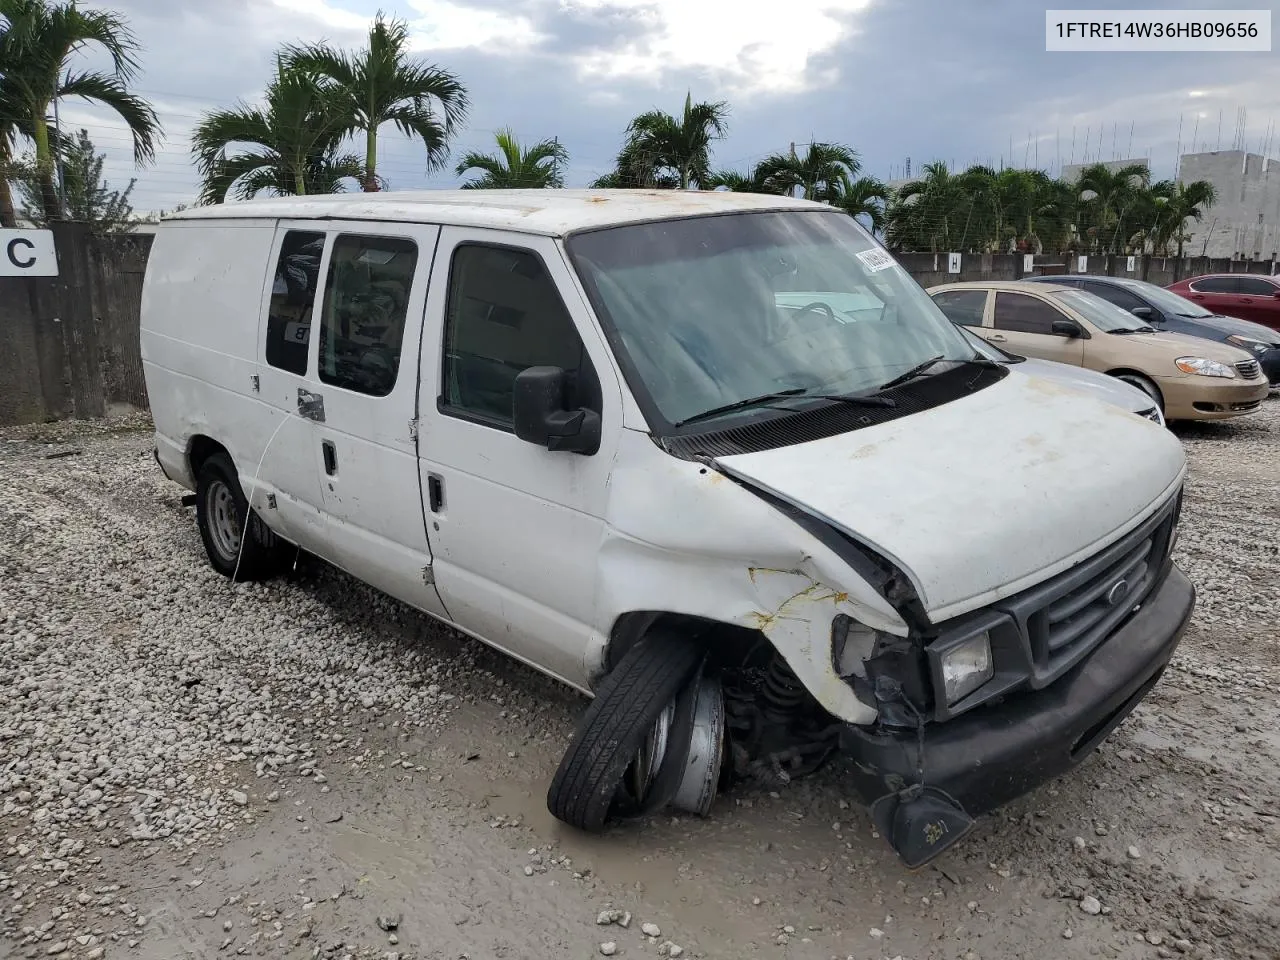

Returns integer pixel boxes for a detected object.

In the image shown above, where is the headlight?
[1175,356,1236,378]
[940,632,993,704]
[1225,335,1270,355]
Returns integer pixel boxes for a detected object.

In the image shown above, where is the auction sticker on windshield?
[856,248,896,273]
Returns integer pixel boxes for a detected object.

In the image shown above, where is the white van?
[141,190,1195,866]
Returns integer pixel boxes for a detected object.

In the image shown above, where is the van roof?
[165,188,826,237]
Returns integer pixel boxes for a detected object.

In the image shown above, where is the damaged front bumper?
[839,563,1195,865]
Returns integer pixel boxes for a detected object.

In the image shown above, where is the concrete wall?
[0,224,153,426]
[1178,151,1280,260]
[0,229,1275,426]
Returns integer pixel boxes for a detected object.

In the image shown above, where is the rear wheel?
[195,452,292,581]
[547,630,705,831]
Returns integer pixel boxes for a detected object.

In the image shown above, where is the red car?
[1166,273,1280,330]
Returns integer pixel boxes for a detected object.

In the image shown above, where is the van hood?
[713,372,1186,622]
[1014,358,1151,412]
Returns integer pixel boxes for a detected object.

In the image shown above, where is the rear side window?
[931,289,988,326]
[1235,276,1278,296]
[265,230,325,375]
[1084,281,1146,312]
[992,292,1065,334]
[441,244,595,428]
[1189,276,1236,293]
[318,234,418,397]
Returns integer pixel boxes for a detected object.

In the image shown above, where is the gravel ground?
[1,403,1278,960]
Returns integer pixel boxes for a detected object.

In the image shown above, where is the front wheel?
[195,452,291,581]
[1113,372,1164,416]
[547,630,705,831]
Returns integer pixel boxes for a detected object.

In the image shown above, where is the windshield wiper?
[674,387,895,428]
[1113,326,1157,334]
[877,355,950,391]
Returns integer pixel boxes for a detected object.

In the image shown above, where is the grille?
[1235,359,1261,379]
[1020,492,1179,678]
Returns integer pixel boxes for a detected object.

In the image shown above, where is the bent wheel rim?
[626,702,675,800]
[206,480,242,562]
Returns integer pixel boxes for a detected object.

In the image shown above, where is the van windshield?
[565,211,977,428]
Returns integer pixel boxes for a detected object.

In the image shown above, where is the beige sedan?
[928,280,1270,421]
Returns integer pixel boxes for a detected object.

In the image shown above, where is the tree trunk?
[364,127,380,192]
[0,176,16,228]
[32,117,64,222]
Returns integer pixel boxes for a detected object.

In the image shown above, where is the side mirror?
[1272,290,1280,300]
[1130,306,1154,319]
[512,366,601,455]
[1051,318,1083,338]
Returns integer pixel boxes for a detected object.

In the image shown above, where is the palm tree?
[0,0,160,223]
[1075,162,1150,253]
[281,12,468,191]
[756,142,861,202]
[611,92,729,190]
[191,62,362,203]
[832,174,889,231]
[1143,179,1218,257]
[886,161,968,252]
[705,167,780,194]
[455,129,566,189]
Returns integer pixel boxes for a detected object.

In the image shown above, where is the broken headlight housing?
[939,632,994,705]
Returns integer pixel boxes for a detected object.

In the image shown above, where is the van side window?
[317,234,418,397]
[992,292,1064,335]
[441,244,596,428]
[265,230,325,375]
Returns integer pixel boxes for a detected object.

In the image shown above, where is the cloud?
[28,0,1280,213]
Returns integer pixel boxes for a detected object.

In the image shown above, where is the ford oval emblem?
[1105,580,1129,606]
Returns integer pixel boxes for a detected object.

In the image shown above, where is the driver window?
[317,234,418,397]
[993,292,1065,335]
[441,244,596,428]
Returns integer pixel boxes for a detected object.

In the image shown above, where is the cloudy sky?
[49,0,1280,213]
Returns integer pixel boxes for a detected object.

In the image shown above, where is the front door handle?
[1240,297,1253,303]
[322,440,337,475]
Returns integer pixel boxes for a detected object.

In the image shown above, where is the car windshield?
[565,211,977,427]
[1050,289,1154,332]
[1111,277,1215,317]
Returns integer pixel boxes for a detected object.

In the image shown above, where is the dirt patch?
[2,401,1278,959]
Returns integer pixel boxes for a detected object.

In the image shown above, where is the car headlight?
[1225,335,1270,355]
[1175,356,1236,378]
[940,632,994,704]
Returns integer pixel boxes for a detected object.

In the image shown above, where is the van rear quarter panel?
[141,220,277,489]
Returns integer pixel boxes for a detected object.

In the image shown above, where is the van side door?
[305,222,449,619]
[417,229,623,690]
[255,223,329,552]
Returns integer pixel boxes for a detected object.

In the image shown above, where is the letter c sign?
[0,229,58,276]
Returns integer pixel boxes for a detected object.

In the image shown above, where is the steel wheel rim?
[626,702,675,800]
[206,480,242,562]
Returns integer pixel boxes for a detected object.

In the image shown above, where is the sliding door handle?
[427,473,444,513]
[321,440,337,475]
